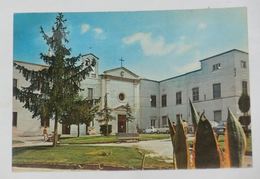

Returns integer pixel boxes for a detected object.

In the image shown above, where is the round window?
[119,93,125,101]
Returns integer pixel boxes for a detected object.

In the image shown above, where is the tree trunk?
[53,113,59,147]
[106,123,109,136]
[86,123,89,135]
[77,123,80,137]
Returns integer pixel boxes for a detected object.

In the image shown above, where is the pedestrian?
[182,120,188,134]
[43,126,48,142]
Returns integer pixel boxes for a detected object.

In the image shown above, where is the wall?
[13,61,61,136]
[139,79,160,129]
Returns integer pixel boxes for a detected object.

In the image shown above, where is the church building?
[13,49,249,136]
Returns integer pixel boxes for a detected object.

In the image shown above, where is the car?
[143,127,159,134]
[156,127,170,134]
[213,122,225,136]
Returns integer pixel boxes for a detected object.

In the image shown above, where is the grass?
[13,145,173,169]
[140,134,170,140]
[187,134,252,154]
[217,134,252,154]
[60,134,170,144]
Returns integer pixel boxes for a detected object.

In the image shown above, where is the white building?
[13,49,250,136]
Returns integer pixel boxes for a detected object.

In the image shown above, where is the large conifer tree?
[14,13,96,146]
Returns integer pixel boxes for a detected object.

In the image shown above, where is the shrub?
[100,125,112,136]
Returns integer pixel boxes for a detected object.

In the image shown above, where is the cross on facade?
[119,57,125,67]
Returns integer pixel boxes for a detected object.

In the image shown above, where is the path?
[87,139,173,160]
[13,136,52,147]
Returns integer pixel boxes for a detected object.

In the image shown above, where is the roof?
[160,69,201,83]
[14,49,248,84]
[14,53,99,67]
[140,78,160,83]
[103,67,139,78]
[200,49,248,62]
[14,60,48,67]
[81,53,99,60]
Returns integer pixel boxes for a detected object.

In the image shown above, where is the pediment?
[113,105,127,112]
[103,67,139,79]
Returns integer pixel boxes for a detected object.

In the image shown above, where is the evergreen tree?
[122,103,135,133]
[14,13,96,146]
[238,93,250,116]
[238,92,251,136]
[97,93,114,136]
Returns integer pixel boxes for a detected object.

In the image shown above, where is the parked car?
[213,122,225,136]
[143,127,159,134]
[156,127,170,134]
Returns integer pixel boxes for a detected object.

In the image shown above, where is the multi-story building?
[13,49,249,136]
[140,49,249,129]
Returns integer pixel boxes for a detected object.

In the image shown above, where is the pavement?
[13,136,52,147]
[87,139,173,161]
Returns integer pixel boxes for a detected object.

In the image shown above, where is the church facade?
[13,49,250,136]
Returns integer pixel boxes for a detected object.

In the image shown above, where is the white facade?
[140,49,249,129]
[13,49,250,136]
[13,61,60,136]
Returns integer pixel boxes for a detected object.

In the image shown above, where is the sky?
[13,7,248,81]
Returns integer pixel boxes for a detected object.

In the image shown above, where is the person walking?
[43,126,48,142]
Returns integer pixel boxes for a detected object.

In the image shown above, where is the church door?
[118,115,126,133]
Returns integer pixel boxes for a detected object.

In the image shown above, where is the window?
[214,110,222,122]
[151,119,156,127]
[13,112,17,127]
[150,95,156,107]
[213,83,221,99]
[242,81,248,94]
[213,63,221,71]
[13,79,17,97]
[162,94,167,107]
[176,91,182,105]
[192,87,199,102]
[88,88,93,99]
[119,93,125,101]
[241,61,246,68]
[162,116,168,127]
[41,118,50,127]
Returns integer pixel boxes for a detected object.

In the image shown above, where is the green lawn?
[187,134,252,154]
[13,145,173,169]
[60,134,170,144]
[217,134,252,154]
